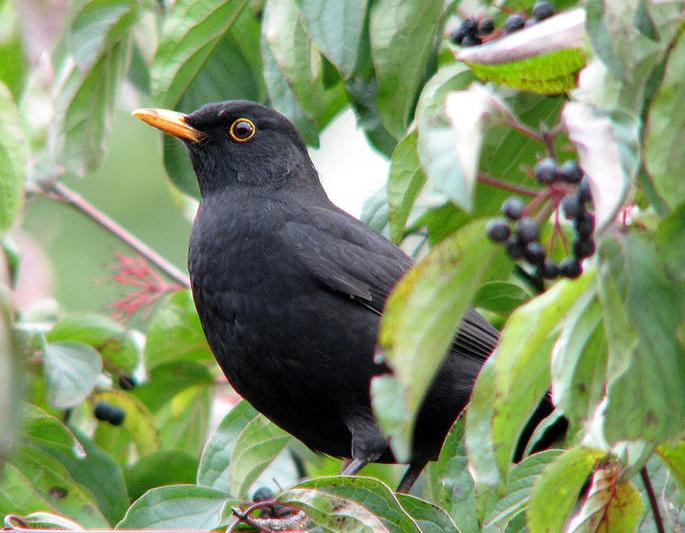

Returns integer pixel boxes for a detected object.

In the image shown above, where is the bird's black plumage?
[135,100,557,491]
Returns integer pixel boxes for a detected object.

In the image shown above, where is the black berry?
[94,402,114,422]
[561,195,581,220]
[505,237,525,260]
[502,197,525,221]
[559,257,582,279]
[532,1,555,21]
[461,34,482,47]
[573,237,596,259]
[478,17,495,34]
[449,28,465,45]
[524,242,546,265]
[516,217,539,243]
[108,406,126,426]
[253,487,275,502]
[575,211,595,237]
[118,375,137,390]
[578,178,592,204]
[460,18,478,36]
[558,160,583,184]
[505,13,526,33]
[535,158,557,185]
[540,259,559,280]
[487,219,511,242]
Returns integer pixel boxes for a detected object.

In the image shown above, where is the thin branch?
[47,182,190,288]
[640,466,665,533]
[477,173,539,197]
[505,116,546,144]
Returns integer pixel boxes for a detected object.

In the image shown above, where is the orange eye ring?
[229,118,256,143]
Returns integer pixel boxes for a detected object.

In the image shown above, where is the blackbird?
[133,101,558,492]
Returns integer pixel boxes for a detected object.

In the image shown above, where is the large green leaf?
[527,446,606,533]
[132,360,214,412]
[0,81,24,236]
[228,414,291,498]
[369,0,444,138]
[372,220,500,461]
[466,269,596,489]
[655,203,685,284]
[44,341,102,409]
[645,29,685,209]
[156,383,212,455]
[395,494,459,533]
[7,445,110,528]
[117,485,233,529]
[283,476,420,532]
[151,0,250,107]
[47,313,140,373]
[0,463,58,518]
[296,0,367,80]
[144,290,213,370]
[197,400,258,491]
[598,235,685,445]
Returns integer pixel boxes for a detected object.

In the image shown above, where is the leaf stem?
[640,466,665,533]
[477,173,539,197]
[47,182,191,288]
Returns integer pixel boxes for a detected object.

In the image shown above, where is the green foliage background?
[0,0,684,531]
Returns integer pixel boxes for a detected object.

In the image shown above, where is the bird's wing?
[280,205,499,362]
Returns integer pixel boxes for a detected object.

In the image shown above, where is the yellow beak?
[132,108,205,143]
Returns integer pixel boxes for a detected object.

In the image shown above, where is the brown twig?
[640,466,665,533]
[47,182,190,288]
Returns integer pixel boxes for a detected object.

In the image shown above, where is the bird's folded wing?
[279,206,499,362]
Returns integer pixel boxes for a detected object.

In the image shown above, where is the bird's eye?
[229,118,256,143]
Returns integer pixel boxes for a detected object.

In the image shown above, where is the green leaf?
[0,81,24,236]
[396,493,459,533]
[228,414,291,498]
[369,0,444,138]
[262,0,346,137]
[0,290,22,466]
[94,390,160,462]
[161,9,266,198]
[7,512,84,531]
[455,9,587,95]
[430,417,479,533]
[0,463,58,518]
[22,404,76,454]
[125,449,198,501]
[645,29,685,209]
[144,290,213,370]
[387,131,426,243]
[655,203,685,284]
[527,446,606,533]
[562,104,640,231]
[567,469,643,532]
[485,450,564,529]
[466,269,596,489]
[416,65,475,212]
[44,341,102,409]
[117,485,233,529]
[634,0,660,41]
[151,0,250,107]
[373,220,500,461]
[551,290,607,425]
[48,428,129,526]
[296,0,367,79]
[286,476,420,532]
[656,440,685,491]
[8,445,109,528]
[474,282,530,316]
[598,235,685,445]
[47,313,140,373]
[197,400,258,491]
[132,360,214,412]
[157,383,212,455]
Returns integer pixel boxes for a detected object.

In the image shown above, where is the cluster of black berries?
[449,16,494,47]
[450,2,556,48]
[94,402,126,426]
[487,159,594,281]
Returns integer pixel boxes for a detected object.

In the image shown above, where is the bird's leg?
[397,460,429,493]
[341,415,388,477]
[341,457,368,476]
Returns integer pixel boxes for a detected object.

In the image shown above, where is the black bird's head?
[133,100,319,196]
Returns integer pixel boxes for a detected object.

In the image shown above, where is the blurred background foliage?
[0,0,684,531]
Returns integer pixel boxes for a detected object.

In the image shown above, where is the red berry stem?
[477,173,538,197]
